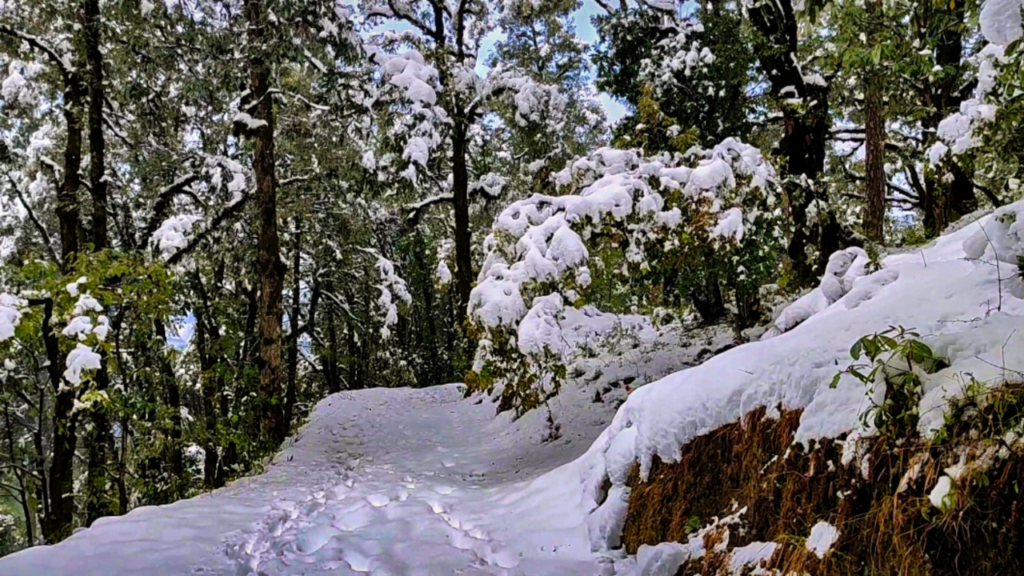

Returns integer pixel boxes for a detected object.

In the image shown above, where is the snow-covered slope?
[2,204,1023,575]
[0,385,615,575]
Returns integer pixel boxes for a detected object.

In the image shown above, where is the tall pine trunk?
[154,320,184,485]
[863,34,886,242]
[58,79,83,267]
[284,223,301,432]
[40,299,77,543]
[452,121,473,314]
[83,0,114,525]
[918,0,976,236]
[41,57,87,542]
[193,292,221,490]
[246,0,285,446]
[84,0,107,251]
[747,0,835,284]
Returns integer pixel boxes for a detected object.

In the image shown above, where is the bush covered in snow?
[466,138,786,413]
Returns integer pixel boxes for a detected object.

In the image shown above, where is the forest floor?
[0,384,617,576]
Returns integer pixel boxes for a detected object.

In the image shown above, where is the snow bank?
[761,246,884,339]
[559,202,1024,569]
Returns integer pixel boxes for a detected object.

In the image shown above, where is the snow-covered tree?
[466,138,784,412]
[362,0,578,311]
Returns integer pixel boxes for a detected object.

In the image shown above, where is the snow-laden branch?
[4,172,59,265]
[404,175,506,223]
[0,24,75,81]
[165,192,252,266]
[142,173,202,241]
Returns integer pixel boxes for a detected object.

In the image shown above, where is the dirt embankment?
[621,386,1024,576]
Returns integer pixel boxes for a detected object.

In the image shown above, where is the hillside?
[2,204,1022,575]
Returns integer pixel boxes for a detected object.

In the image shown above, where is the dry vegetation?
[621,384,1024,575]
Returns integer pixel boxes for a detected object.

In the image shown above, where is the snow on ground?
[3,205,1024,576]
[0,314,728,576]
[0,385,616,575]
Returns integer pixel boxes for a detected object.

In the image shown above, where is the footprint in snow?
[296,523,340,554]
[366,494,390,507]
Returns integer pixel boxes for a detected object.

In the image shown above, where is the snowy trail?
[0,385,609,576]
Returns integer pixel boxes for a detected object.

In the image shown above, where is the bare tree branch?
[3,172,58,264]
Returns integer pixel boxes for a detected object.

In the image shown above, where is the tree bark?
[84,0,114,506]
[452,121,473,312]
[154,320,184,484]
[863,67,886,242]
[283,223,301,433]
[917,0,976,236]
[84,0,107,251]
[33,383,49,525]
[193,292,220,491]
[688,267,725,326]
[245,0,286,446]
[39,299,77,543]
[59,86,84,268]
[746,0,833,284]
[84,361,113,525]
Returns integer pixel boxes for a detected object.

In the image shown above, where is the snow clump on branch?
[466,137,783,411]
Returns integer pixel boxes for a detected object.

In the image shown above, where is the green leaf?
[907,340,935,364]
[850,339,863,360]
[862,337,880,360]
[877,334,898,350]
[850,368,870,384]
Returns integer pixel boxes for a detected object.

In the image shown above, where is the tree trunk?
[85,7,114,509]
[283,223,301,432]
[862,90,886,242]
[452,121,473,314]
[84,360,113,525]
[116,412,128,515]
[688,268,725,326]
[246,0,285,447]
[917,0,976,237]
[747,0,833,284]
[325,314,341,394]
[154,320,184,484]
[58,78,84,268]
[863,0,886,245]
[33,383,49,525]
[193,298,220,491]
[84,0,107,251]
[39,299,77,543]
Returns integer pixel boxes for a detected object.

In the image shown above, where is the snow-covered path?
[0,385,610,576]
